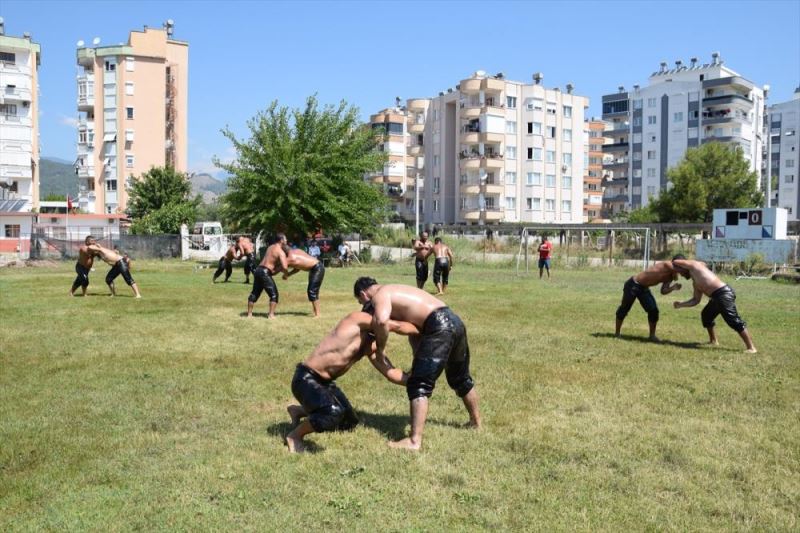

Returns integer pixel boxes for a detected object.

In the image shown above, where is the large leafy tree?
[217,96,388,238]
[650,142,762,223]
[127,166,198,234]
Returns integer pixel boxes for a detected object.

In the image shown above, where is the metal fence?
[27,231,181,260]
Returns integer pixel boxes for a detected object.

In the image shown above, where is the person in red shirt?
[537,236,552,279]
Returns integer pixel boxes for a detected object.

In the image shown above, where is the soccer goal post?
[515,225,652,273]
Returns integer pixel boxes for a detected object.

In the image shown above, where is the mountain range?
[38,157,226,203]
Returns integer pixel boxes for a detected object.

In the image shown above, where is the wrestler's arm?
[283,267,300,279]
[447,247,454,267]
[674,283,703,308]
[367,348,408,386]
[277,250,289,273]
[371,291,392,356]
[387,320,420,336]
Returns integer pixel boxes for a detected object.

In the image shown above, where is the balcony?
[461,184,481,195]
[459,153,481,170]
[483,208,503,221]
[602,142,629,153]
[481,132,504,144]
[485,183,504,195]
[482,154,504,169]
[0,114,32,127]
[408,144,423,156]
[2,86,32,101]
[460,102,481,119]
[409,122,425,134]
[460,78,482,94]
[408,98,427,111]
[702,94,753,108]
[483,78,504,92]
[482,98,505,114]
[77,165,95,178]
[460,127,480,144]
[603,157,629,170]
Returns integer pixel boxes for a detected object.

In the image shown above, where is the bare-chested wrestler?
[354,277,481,451]
[431,237,454,295]
[237,236,256,284]
[69,235,97,296]
[246,233,288,319]
[87,243,142,298]
[285,311,418,453]
[412,231,433,289]
[283,248,325,318]
[212,242,241,283]
[615,255,684,341]
[672,257,757,353]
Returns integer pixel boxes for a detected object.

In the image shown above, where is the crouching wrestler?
[285,311,418,453]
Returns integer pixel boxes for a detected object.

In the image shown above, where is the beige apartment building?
[583,119,605,221]
[370,71,589,226]
[0,19,40,212]
[75,22,188,214]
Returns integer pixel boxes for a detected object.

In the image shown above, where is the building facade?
[0,20,40,212]
[75,22,188,214]
[583,119,605,221]
[601,53,765,212]
[371,71,589,226]
[769,88,800,220]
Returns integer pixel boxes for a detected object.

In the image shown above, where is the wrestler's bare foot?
[467,419,482,429]
[708,340,719,346]
[388,437,421,451]
[285,435,305,453]
[267,314,277,320]
[745,348,758,354]
[649,336,661,343]
[287,405,305,426]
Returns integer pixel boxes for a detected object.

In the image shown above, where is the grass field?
[1,260,798,531]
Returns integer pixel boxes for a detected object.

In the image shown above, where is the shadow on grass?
[265,421,325,454]
[357,411,408,440]
[591,332,703,349]
[238,311,311,318]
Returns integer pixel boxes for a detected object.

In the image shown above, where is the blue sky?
[2,0,799,176]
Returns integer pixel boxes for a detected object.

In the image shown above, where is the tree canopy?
[217,96,388,238]
[127,166,198,234]
[649,142,762,223]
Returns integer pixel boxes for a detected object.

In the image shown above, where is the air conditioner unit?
[22,101,30,107]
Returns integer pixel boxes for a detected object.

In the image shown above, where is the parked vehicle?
[191,221,224,250]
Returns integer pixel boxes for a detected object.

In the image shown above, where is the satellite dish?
[92,37,101,45]
[77,40,85,47]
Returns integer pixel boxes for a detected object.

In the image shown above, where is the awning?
[103,133,116,142]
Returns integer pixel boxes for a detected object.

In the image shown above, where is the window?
[104,60,116,72]
[106,179,117,191]
[633,116,642,127]
[546,150,555,163]
[633,99,643,110]
[460,197,468,209]
[647,168,656,178]
[126,57,135,71]
[647,116,657,125]
[786,175,795,183]
[505,172,517,184]
[433,199,439,212]
[561,200,572,212]
[545,174,556,187]
[126,107,134,120]
[562,176,572,188]
[545,199,555,211]
[433,177,440,193]
[485,197,495,209]
[527,148,533,160]
[647,97,657,108]
[647,150,656,160]
[526,198,533,210]
[1,103,18,117]
[125,129,134,142]
[507,96,517,109]
[506,121,517,134]
[4,224,20,238]
[126,155,134,168]
[787,159,795,168]
[527,172,541,185]
[532,147,542,160]
[533,122,542,135]
[771,113,782,124]
[546,126,556,139]
[688,127,698,138]
[527,98,543,111]
[433,155,440,166]
[506,146,517,159]
[646,186,656,198]
[562,153,572,166]
[0,52,16,64]
[633,151,642,161]
[532,198,542,210]
[505,197,516,209]
[563,129,572,142]
[563,105,572,118]
[673,112,683,122]
[104,93,116,108]
[125,82,134,96]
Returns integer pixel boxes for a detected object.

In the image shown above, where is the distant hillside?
[191,172,227,203]
[39,157,79,199]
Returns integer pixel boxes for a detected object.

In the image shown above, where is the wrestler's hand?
[282,273,289,280]
[674,283,682,291]
[673,301,681,309]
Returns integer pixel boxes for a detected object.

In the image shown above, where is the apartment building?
[0,18,40,213]
[601,53,765,212]
[584,119,605,221]
[768,88,800,220]
[75,21,188,214]
[371,71,589,226]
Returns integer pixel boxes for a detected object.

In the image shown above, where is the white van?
[191,221,224,250]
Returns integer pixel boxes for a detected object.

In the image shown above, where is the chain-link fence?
[27,230,181,261]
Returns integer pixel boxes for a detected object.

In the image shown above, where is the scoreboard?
[698,208,793,263]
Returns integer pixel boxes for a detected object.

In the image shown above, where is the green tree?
[127,166,198,234]
[650,142,762,223]
[217,96,388,238]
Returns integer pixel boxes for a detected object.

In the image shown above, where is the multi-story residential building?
[371,71,589,226]
[75,21,188,214]
[0,19,40,211]
[601,53,765,212]
[584,119,605,221]
[368,101,426,223]
[768,88,800,220]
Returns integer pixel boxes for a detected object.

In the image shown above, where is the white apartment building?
[769,88,800,220]
[602,53,765,211]
[0,19,40,212]
[372,71,589,226]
